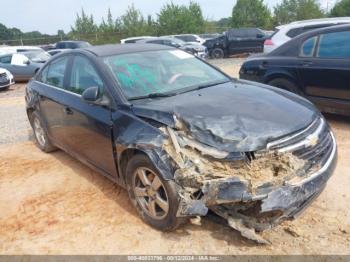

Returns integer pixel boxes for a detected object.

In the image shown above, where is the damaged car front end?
[107,47,337,243]
[137,112,336,243]
[164,117,336,243]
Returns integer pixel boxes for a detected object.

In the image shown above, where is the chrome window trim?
[35,80,81,98]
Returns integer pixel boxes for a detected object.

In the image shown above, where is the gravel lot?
[0,59,349,254]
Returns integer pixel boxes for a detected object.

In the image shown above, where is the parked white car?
[0,68,14,90]
[166,34,206,45]
[0,46,42,56]
[264,17,350,53]
[120,36,154,44]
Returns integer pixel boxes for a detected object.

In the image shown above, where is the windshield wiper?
[129,92,175,101]
[194,80,231,91]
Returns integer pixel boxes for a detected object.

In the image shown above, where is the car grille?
[0,72,8,83]
[267,117,334,167]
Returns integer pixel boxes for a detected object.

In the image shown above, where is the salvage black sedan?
[26,44,337,243]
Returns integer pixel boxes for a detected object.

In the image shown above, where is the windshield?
[103,50,229,100]
[24,51,51,62]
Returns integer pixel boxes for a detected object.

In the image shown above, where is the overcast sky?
[1,0,335,34]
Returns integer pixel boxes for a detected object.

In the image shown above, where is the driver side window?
[68,56,104,95]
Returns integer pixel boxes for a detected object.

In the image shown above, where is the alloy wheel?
[133,167,169,220]
[33,117,46,147]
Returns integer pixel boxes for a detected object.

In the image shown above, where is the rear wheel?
[126,154,185,231]
[268,78,302,95]
[211,48,225,59]
[30,111,57,153]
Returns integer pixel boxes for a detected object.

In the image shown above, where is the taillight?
[264,39,274,46]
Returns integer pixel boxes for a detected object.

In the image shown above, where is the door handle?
[64,107,73,115]
[300,61,313,66]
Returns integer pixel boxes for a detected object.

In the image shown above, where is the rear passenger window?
[45,57,68,88]
[68,56,103,95]
[286,28,302,38]
[317,31,350,59]
[0,55,12,64]
[300,36,317,57]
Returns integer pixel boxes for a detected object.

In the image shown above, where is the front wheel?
[211,48,225,59]
[126,154,185,231]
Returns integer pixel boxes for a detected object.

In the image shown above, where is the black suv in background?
[240,24,350,116]
[204,28,266,58]
[55,41,91,49]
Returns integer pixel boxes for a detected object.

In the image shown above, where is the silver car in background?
[0,50,51,81]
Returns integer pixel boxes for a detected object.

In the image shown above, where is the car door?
[242,29,265,53]
[298,30,350,105]
[60,54,117,177]
[10,53,33,80]
[37,55,71,146]
[227,29,244,54]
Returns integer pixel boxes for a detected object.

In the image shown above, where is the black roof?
[83,43,174,57]
[57,40,89,43]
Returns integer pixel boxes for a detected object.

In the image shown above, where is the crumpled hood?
[132,81,318,152]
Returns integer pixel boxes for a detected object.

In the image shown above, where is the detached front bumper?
[208,130,337,232]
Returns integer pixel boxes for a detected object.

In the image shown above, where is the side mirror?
[257,33,264,38]
[82,86,110,106]
[23,59,30,65]
[82,86,100,103]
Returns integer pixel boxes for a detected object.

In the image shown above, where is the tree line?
[1,0,350,45]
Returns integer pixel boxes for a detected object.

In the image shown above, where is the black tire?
[30,111,57,153]
[0,86,10,92]
[126,154,185,231]
[211,48,225,59]
[268,78,303,95]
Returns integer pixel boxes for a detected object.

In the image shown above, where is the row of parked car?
[0,40,91,90]
[121,17,350,59]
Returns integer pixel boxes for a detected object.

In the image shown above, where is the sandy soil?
[0,64,349,254]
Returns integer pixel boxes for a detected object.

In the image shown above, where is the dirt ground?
[0,61,349,254]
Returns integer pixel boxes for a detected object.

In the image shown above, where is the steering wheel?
[167,73,184,84]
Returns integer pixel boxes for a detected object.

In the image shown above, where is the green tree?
[71,9,97,34]
[100,8,119,33]
[120,4,153,37]
[330,0,350,17]
[273,0,324,25]
[0,23,22,40]
[158,1,205,35]
[231,0,272,28]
